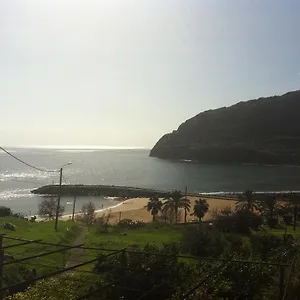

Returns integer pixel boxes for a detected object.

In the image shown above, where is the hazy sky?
[1,0,300,148]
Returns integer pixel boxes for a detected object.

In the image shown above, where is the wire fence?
[0,234,297,300]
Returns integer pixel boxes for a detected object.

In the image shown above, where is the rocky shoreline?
[31,184,170,198]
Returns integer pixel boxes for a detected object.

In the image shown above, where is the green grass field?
[260,224,300,237]
[81,224,183,269]
[0,216,81,274]
[85,224,182,250]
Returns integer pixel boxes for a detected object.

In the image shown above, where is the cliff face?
[150,90,300,164]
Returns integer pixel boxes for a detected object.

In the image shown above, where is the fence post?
[0,234,4,300]
[121,248,127,273]
[279,265,285,300]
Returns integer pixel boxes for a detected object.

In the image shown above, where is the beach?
[90,196,238,224]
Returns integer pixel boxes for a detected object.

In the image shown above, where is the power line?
[0,147,58,173]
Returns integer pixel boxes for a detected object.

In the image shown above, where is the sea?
[0,147,300,216]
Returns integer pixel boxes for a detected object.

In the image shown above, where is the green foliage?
[147,196,163,222]
[150,90,300,164]
[0,207,12,217]
[214,209,263,234]
[192,199,209,221]
[117,219,145,229]
[1,222,16,231]
[0,217,81,276]
[236,190,262,212]
[182,225,230,257]
[163,190,186,223]
[250,234,284,260]
[5,274,94,300]
[38,197,64,220]
[94,244,193,300]
[80,201,96,225]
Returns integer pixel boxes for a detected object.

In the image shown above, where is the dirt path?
[65,225,88,269]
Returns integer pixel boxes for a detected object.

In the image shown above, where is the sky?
[1,0,300,148]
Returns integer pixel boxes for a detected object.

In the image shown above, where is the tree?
[163,190,185,224]
[6,273,95,300]
[192,199,209,222]
[285,193,300,231]
[261,195,282,228]
[147,196,162,222]
[0,206,11,217]
[81,201,96,225]
[38,197,64,220]
[236,190,261,212]
[182,198,191,224]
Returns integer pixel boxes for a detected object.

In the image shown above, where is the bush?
[215,210,263,234]
[251,235,284,260]
[117,219,145,229]
[38,197,64,219]
[0,206,12,217]
[267,217,279,228]
[182,225,230,257]
[1,222,16,231]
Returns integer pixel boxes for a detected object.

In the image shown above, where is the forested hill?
[150,90,300,165]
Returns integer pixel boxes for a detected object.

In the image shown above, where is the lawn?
[0,216,81,274]
[85,224,183,250]
[260,224,300,238]
[81,224,183,269]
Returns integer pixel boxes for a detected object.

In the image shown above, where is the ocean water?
[0,147,300,215]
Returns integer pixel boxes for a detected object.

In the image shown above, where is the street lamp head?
[61,162,72,169]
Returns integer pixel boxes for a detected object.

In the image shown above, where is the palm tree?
[262,195,280,218]
[192,199,209,222]
[147,196,163,222]
[182,186,191,224]
[163,190,185,224]
[261,195,282,228]
[236,190,261,212]
[286,193,300,231]
[182,198,191,224]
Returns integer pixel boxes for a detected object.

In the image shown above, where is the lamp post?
[54,162,72,232]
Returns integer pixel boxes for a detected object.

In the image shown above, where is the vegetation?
[235,190,261,212]
[80,201,96,225]
[32,184,169,198]
[182,197,191,224]
[147,196,163,222]
[163,190,186,224]
[192,199,209,221]
[150,90,300,164]
[3,191,300,299]
[0,206,12,217]
[38,197,64,220]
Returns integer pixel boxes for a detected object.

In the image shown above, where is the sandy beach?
[91,196,238,224]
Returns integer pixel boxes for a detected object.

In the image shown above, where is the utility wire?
[0,147,58,173]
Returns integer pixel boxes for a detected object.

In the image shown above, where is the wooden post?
[0,235,4,300]
[72,196,76,221]
[184,186,188,224]
[55,167,63,232]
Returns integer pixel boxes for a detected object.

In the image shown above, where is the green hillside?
[150,90,300,164]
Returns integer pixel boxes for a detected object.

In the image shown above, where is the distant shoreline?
[31,184,300,199]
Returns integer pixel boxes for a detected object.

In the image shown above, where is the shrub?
[214,209,263,234]
[0,206,12,217]
[250,234,283,260]
[117,219,145,229]
[182,225,230,257]
[1,222,16,231]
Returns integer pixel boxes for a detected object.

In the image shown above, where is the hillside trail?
[65,224,88,269]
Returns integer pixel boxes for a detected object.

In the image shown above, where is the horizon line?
[4,145,150,150]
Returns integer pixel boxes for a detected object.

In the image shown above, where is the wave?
[0,171,51,182]
[0,188,34,200]
[198,190,300,195]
